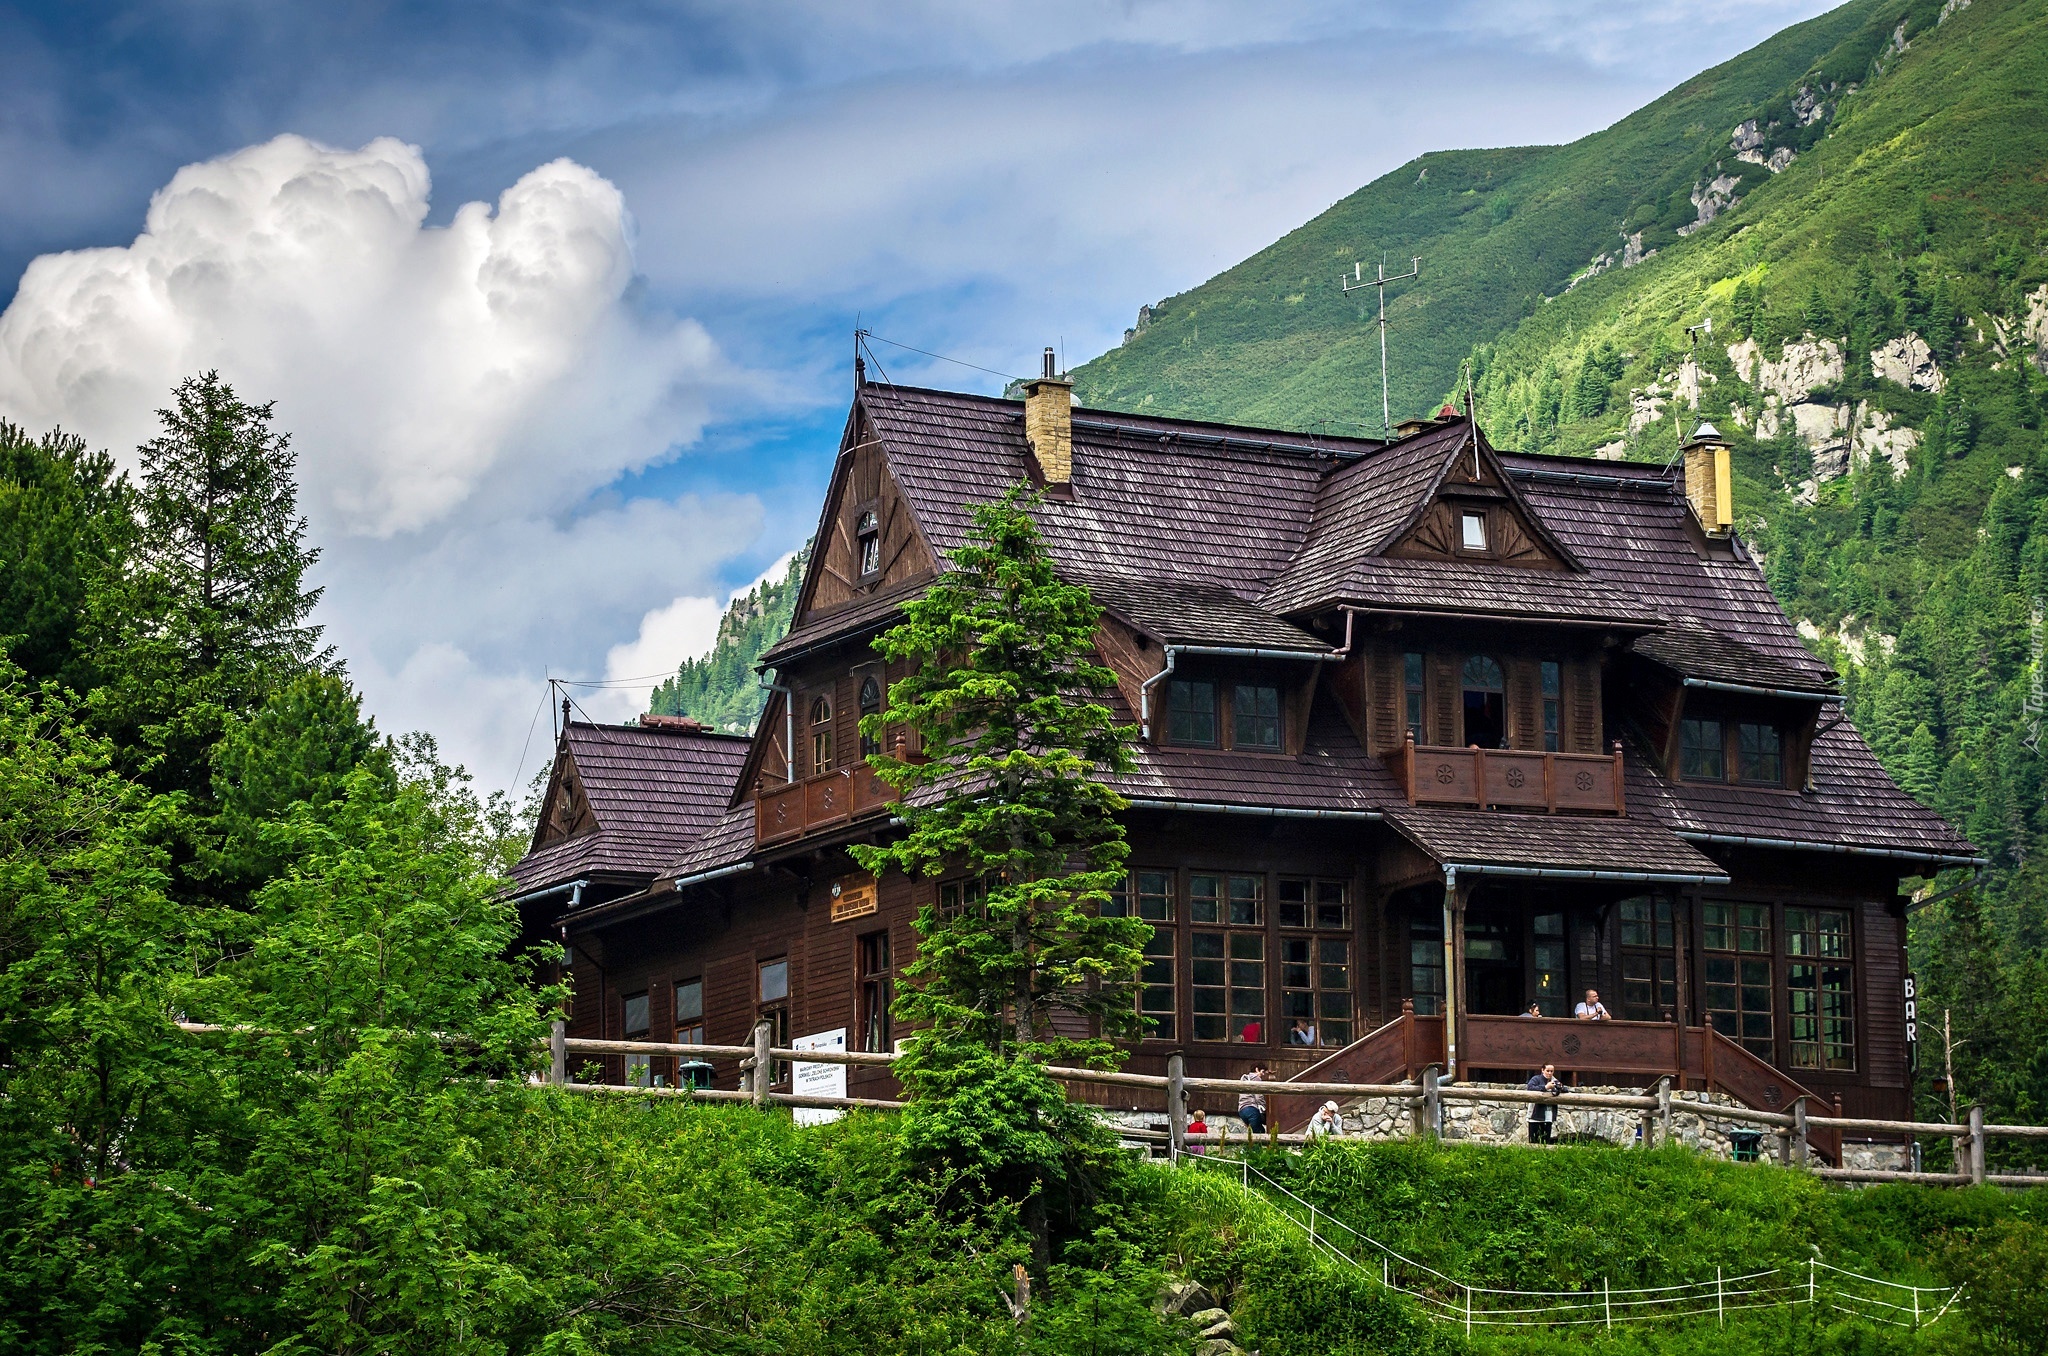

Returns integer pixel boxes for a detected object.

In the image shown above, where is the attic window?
[1460,511,1488,552]
[856,509,881,576]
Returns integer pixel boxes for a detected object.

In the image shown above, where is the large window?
[1462,655,1506,749]
[1281,937,1352,1047]
[1404,652,1426,743]
[1192,872,1264,1041]
[1531,912,1566,1016]
[1702,901,1773,1057]
[1233,683,1282,750]
[1680,717,1724,780]
[1139,928,1176,1040]
[1540,661,1562,752]
[1618,897,1676,1021]
[673,979,704,1044]
[1107,870,1174,921]
[809,695,834,775]
[937,877,988,919]
[1167,679,1217,746]
[1737,722,1782,784]
[1786,907,1855,1070]
[858,931,892,1054]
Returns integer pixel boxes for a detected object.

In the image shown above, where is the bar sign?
[1903,974,1918,1072]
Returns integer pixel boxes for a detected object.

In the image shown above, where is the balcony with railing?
[1387,733,1626,814]
[755,765,897,847]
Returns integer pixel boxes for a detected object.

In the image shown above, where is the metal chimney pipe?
[1042,346,1056,379]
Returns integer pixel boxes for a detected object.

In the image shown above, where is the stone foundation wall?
[1101,1085,1907,1170]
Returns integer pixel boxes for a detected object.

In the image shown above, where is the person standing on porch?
[1237,1066,1269,1135]
[1527,1064,1562,1144]
[1575,989,1611,1020]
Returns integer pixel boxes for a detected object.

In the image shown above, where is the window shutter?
[1568,659,1600,753]
[1368,646,1400,753]
[1433,653,1459,746]
[1510,660,1540,750]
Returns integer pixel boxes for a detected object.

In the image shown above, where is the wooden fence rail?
[176,1021,2046,1188]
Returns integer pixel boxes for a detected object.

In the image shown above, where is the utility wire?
[861,332,1027,383]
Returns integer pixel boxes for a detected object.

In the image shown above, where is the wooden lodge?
[511,358,1981,1158]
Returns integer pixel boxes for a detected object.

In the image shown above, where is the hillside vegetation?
[1068,0,1910,433]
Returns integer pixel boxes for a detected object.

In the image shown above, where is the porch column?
[1442,865,1465,1081]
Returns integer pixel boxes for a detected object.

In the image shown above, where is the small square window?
[1680,717,1724,780]
[1167,679,1217,746]
[1460,511,1488,551]
[1233,683,1281,750]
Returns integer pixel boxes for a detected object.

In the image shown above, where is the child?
[1186,1109,1208,1155]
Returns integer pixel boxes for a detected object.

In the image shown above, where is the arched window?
[858,675,882,758]
[1461,655,1506,749]
[856,509,881,576]
[810,695,833,774]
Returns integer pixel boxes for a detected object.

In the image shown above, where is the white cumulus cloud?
[0,134,767,786]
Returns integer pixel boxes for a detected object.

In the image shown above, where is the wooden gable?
[795,405,935,623]
[533,743,598,848]
[1382,427,1572,571]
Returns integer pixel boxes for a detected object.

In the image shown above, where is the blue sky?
[0,0,1835,787]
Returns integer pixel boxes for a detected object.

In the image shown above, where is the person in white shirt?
[1574,989,1611,1020]
[1307,1101,1344,1139]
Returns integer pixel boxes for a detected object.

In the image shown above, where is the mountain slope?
[1071,0,1912,434]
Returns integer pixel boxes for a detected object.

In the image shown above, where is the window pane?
[623,991,650,1037]
[759,959,789,1003]
[1278,878,1307,928]
[1681,718,1725,780]
[1228,876,1263,926]
[674,979,704,1023]
[1704,902,1732,952]
[1737,722,1782,783]
[1233,684,1282,750]
[1739,905,1771,953]
[1462,655,1504,691]
[1168,679,1218,746]
[1190,874,1221,924]
[1139,928,1175,1041]
[1461,511,1487,550]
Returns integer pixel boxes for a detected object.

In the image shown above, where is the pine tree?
[1802,283,1835,338]
[849,484,1148,1273]
[1899,722,1942,803]
[1926,277,1959,355]
[1730,280,1760,340]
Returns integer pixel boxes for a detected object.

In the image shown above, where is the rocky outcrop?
[1870,332,1945,391]
[1730,119,1765,154]
[1156,1282,1250,1356]
[1628,383,1668,433]
[1751,335,1844,401]
[1565,231,1653,293]
[1678,173,1743,235]
[1122,302,1160,346]
[1940,0,1971,23]
[1850,404,1918,475]
[2022,284,2048,375]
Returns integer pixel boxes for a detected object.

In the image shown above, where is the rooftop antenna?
[1342,252,1421,433]
[853,324,867,389]
[1671,315,1714,466]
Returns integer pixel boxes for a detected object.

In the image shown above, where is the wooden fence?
[539,1021,2048,1189]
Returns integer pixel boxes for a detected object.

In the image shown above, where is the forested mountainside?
[646,548,805,733]
[1067,0,1907,433]
[1076,0,2048,1129]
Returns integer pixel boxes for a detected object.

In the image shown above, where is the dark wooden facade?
[520,383,1979,1141]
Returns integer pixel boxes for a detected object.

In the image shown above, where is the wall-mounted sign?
[830,872,877,923]
[1903,974,1918,1073]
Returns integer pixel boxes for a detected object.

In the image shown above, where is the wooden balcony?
[1388,735,1625,814]
[754,765,896,847]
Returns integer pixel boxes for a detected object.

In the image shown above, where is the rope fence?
[1184,1154,1963,1333]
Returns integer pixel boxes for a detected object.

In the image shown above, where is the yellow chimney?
[1683,422,1734,536]
[1023,346,1073,485]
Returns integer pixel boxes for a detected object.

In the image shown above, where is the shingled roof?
[511,722,751,894]
[1385,806,1729,881]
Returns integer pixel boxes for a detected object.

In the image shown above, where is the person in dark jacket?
[1527,1064,1561,1144]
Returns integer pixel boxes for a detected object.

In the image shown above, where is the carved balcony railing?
[755,765,897,847]
[1388,734,1625,814]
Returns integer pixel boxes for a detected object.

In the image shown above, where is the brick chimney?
[1682,422,1733,536]
[1023,346,1073,485]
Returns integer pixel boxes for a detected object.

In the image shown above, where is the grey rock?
[1156,1280,1215,1317]
[1198,1312,1237,1340]
[1193,1341,1244,1356]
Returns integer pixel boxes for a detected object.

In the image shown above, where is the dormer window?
[856,509,881,577]
[1680,717,1724,780]
[1736,722,1782,784]
[1167,679,1218,746]
[1233,683,1282,750]
[1460,511,1488,552]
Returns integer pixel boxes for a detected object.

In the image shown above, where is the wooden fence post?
[1422,1065,1441,1143]
[1793,1098,1810,1168]
[1167,1053,1187,1162]
[1969,1105,1986,1185]
[549,1019,567,1086]
[1776,1126,1792,1166]
[1656,1076,1672,1148]
[752,1019,773,1108]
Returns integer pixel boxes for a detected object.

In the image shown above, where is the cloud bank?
[0,135,762,786]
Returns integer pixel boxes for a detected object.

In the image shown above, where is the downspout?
[1441,865,1460,1082]
[760,670,795,783]
[1138,647,1178,742]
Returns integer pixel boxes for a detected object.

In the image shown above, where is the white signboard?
[790,1027,848,1126]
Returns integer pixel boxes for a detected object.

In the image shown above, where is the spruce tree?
[0,422,130,691]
